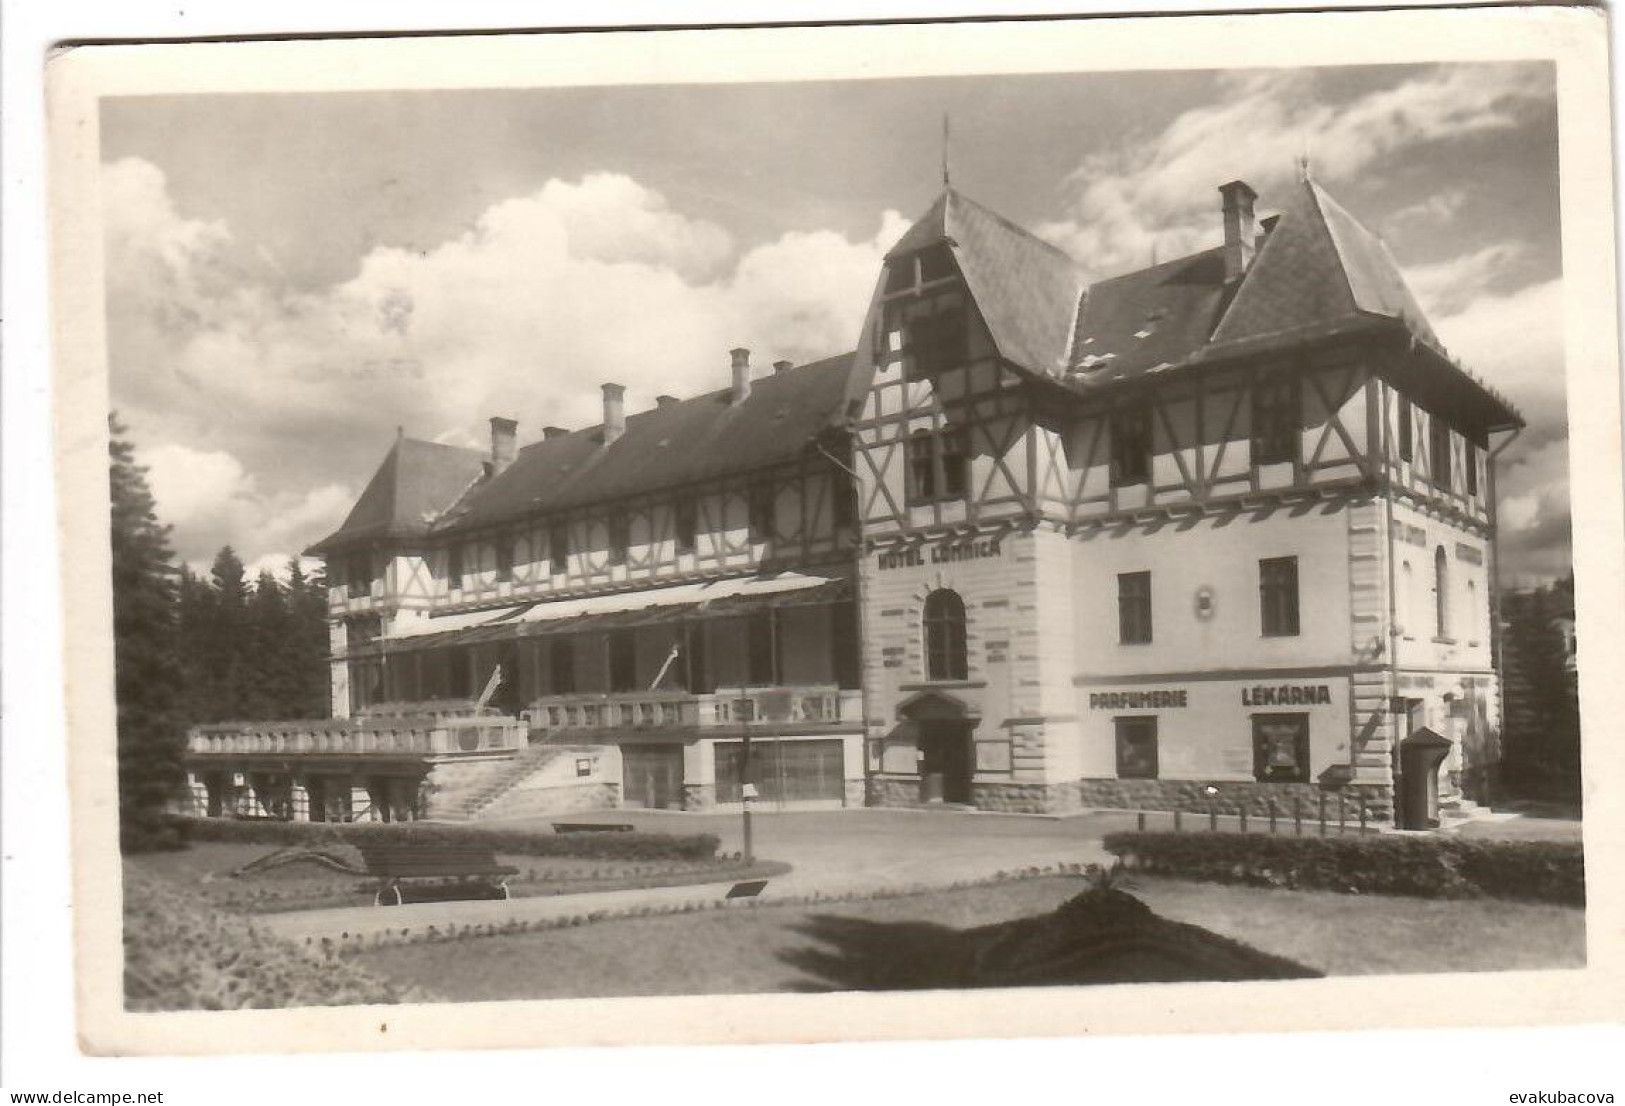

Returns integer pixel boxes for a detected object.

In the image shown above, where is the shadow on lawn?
[780,884,1322,992]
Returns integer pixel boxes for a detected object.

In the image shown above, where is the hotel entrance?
[622,744,685,809]
[917,720,974,805]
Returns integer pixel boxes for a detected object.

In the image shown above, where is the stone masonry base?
[870,776,1394,823]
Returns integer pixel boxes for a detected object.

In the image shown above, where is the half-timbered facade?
[185,170,1519,829]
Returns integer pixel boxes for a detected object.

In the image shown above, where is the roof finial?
[942,112,951,189]
[396,425,405,440]
[1297,150,1312,182]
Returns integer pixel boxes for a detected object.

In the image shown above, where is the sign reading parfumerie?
[875,536,1003,571]
[1089,690,1188,709]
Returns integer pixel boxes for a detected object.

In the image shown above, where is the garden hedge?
[179,816,720,862]
[1101,831,1583,905]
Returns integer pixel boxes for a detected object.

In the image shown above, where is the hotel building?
[185,173,1520,829]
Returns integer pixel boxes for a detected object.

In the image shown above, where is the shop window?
[1398,399,1413,462]
[1253,713,1310,783]
[1465,440,1479,497]
[549,522,569,576]
[494,537,513,583]
[447,544,463,592]
[1259,556,1300,637]
[608,630,638,692]
[748,483,776,543]
[674,498,697,555]
[1434,545,1450,639]
[830,602,861,690]
[1117,571,1153,645]
[607,513,630,566]
[1111,402,1151,486]
[1251,373,1300,465]
[548,638,576,695]
[1430,414,1452,491]
[923,589,968,681]
[907,309,967,380]
[1114,717,1159,779]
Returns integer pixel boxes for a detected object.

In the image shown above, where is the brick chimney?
[656,395,679,408]
[488,416,518,475]
[542,425,569,440]
[773,359,793,375]
[1220,180,1257,282]
[730,348,752,406]
[601,383,626,445]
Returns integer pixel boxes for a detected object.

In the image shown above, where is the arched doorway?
[898,690,976,806]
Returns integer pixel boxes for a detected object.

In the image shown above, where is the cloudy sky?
[101,61,1567,583]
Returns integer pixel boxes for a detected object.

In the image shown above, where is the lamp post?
[737,684,755,865]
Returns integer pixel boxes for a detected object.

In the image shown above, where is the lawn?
[349,874,1585,1002]
[128,841,779,914]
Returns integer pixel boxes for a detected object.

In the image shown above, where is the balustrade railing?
[525,686,861,732]
[187,714,525,758]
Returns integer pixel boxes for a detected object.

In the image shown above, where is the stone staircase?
[431,743,576,822]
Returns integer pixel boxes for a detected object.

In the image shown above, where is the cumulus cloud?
[1406,243,1528,319]
[105,159,902,568]
[1036,65,1553,280]
[1387,188,1468,227]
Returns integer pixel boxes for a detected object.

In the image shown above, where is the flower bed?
[122,869,428,1010]
[178,816,719,861]
[1101,831,1584,904]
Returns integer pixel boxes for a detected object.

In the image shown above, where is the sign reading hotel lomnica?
[875,536,1003,571]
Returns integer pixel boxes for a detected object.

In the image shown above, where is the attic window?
[884,242,957,296]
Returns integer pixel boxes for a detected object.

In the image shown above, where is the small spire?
[942,112,951,189]
[1297,152,1312,182]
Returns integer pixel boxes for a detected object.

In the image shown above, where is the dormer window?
[884,242,957,295]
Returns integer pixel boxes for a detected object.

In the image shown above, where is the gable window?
[446,545,463,592]
[885,242,957,296]
[1251,373,1300,466]
[548,522,569,576]
[1115,717,1159,779]
[1253,714,1310,783]
[674,498,697,555]
[923,589,969,681]
[1398,399,1413,462]
[906,427,969,505]
[1259,556,1300,637]
[908,429,937,503]
[1434,545,1450,639]
[748,483,776,542]
[607,629,637,692]
[1117,571,1153,645]
[607,512,630,566]
[548,638,575,695]
[907,309,967,380]
[1110,402,1152,486]
[1430,413,1453,492]
[1465,440,1479,497]
[494,537,513,583]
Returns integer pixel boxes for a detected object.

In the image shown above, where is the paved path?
[259,808,1124,944]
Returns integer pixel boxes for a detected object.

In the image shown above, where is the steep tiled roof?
[434,352,859,533]
[305,438,486,554]
[890,189,1084,379]
[1068,246,1231,385]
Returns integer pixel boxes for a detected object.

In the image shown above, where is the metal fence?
[1131,794,1377,836]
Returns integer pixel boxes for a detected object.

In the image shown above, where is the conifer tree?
[109,415,186,851]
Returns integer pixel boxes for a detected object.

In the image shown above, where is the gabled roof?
[434,352,859,533]
[1068,246,1231,385]
[305,438,486,555]
[889,188,1084,379]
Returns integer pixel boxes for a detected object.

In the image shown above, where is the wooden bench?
[357,842,519,906]
[552,822,635,834]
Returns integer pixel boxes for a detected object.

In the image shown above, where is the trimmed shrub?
[178,816,719,862]
[1102,831,1583,905]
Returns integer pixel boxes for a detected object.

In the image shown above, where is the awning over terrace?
[348,572,852,658]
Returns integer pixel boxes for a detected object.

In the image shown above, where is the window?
[748,483,776,543]
[1430,413,1452,492]
[1252,714,1310,783]
[1465,440,1479,497]
[746,610,777,686]
[446,545,463,592]
[608,630,637,692]
[1259,556,1300,637]
[548,638,575,695]
[1117,571,1153,645]
[1111,402,1152,486]
[1251,373,1299,465]
[907,309,966,379]
[1434,545,1450,639]
[494,537,513,583]
[347,553,373,599]
[1115,717,1159,779]
[885,243,956,296]
[548,522,569,576]
[1399,561,1413,636]
[830,476,857,532]
[1467,579,1479,643]
[608,512,630,565]
[674,498,697,555]
[908,429,937,503]
[923,589,968,681]
[940,427,969,499]
[1397,399,1413,462]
